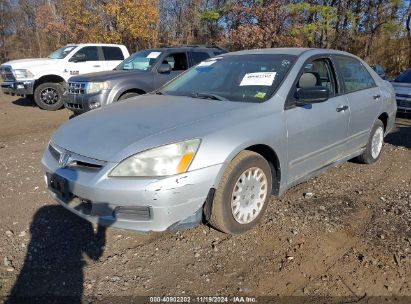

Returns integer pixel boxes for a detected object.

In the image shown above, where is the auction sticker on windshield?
[240,72,276,86]
[197,60,216,67]
[146,52,161,59]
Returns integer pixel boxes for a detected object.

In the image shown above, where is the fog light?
[114,206,151,221]
[89,102,101,110]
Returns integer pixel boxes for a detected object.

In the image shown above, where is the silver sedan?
[42,48,396,234]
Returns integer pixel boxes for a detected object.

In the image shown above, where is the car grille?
[395,93,411,108]
[0,66,15,82]
[48,144,105,170]
[397,99,411,108]
[395,93,411,98]
[65,102,83,110]
[68,82,86,95]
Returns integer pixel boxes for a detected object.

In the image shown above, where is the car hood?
[52,94,249,162]
[69,70,146,82]
[2,58,59,69]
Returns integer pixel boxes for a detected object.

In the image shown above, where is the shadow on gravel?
[6,205,107,304]
[11,97,36,107]
[385,115,411,149]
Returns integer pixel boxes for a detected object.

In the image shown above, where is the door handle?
[93,65,101,68]
[336,105,349,112]
[373,94,381,100]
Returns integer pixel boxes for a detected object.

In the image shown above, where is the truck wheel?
[209,151,272,234]
[34,83,64,111]
[118,92,140,101]
[356,119,384,164]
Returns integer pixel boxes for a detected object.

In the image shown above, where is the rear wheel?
[34,82,64,111]
[356,119,384,164]
[209,151,272,234]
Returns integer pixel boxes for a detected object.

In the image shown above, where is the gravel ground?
[0,93,410,302]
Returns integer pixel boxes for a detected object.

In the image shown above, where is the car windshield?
[115,50,162,71]
[48,45,77,59]
[394,69,411,83]
[160,54,297,103]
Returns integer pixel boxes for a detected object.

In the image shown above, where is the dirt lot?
[0,93,410,302]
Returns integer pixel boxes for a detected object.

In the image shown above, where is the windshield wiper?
[191,92,227,101]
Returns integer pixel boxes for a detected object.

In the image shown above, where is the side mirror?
[158,63,171,74]
[70,53,86,62]
[295,86,330,104]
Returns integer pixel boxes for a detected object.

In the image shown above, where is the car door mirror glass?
[296,86,330,104]
[70,53,86,63]
[158,63,171,74]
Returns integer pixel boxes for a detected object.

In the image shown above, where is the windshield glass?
[160,54,296,102]
[116,50,162,71]
[48,45,76,59]
[394,69,411,83]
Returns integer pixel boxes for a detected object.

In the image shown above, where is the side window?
[74,46,99,61]
[191,52,211,65]
[335,56,376,93]
[102,47,124,61]
[163,53,188,71]
[298,58,337,95]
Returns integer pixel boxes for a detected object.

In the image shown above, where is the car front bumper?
[41,144,222,232]
[1,80,35,96]
[63,90,111,114]
[396,98,411,113]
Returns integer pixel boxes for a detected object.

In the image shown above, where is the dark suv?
[63,45,226,114]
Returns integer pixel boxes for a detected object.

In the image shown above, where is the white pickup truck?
[0,43,129,110]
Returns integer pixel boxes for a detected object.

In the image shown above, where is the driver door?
[285,57,350,183]
[67,46,105,76]
[154,52,189,87]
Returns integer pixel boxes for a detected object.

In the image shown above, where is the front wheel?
[34,82,64,111]
[356,119,385,164]
[118,92,140,101]
[209,151,272,234]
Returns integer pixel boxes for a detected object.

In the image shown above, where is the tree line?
[1,0,411,76]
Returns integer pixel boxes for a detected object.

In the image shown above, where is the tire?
[118,92,140,101]
[33,82,64,110]
[356,119,385,164]
[209,150,273,234]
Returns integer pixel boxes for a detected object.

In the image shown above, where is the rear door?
[102,46,126,70]
[154,51,189,87]
[285,57,350,183]
[334,55,381,155]
[67,46,105,76]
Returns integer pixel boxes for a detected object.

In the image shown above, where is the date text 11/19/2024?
[148,296,257,303]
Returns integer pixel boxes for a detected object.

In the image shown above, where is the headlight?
[85,81,109,94]
[109,139,201,177]
[13,69,34,79]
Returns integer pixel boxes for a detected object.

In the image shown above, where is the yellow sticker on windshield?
[254,92,266,99]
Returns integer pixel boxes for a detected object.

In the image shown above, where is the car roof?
[228,47,357,58]
[67,43,125,47]
[146,46,225,52]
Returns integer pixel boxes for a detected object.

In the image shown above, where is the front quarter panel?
[193,103,287,190]
[108,73,155,104]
